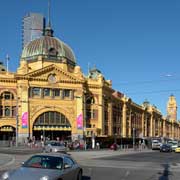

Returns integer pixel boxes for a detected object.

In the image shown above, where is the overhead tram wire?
[113,77,180,86]
[126,88,180,95]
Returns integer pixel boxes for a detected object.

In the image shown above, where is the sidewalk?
[0,146,42,154]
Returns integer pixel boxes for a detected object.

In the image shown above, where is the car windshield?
[23,155,63,170]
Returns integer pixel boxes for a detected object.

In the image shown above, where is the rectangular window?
[64,89,70,98]
[5,106,10,116]
[50,112,54,124]
[53,89,60,97]
[91,109,96,119]
[61,115,65,124]
[0,106,3,116]
[44,112,49,124]
[55,112,60,124]
[44,88,50,97]
[32,87,41,96]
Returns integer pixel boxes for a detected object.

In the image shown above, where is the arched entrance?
[0,125,16,141]
[33,111,71,141]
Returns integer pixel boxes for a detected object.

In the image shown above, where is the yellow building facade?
[0,23,179,143]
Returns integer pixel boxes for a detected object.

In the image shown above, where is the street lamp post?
[83,94,87,150]
[75,95,87,150]
[114,133,117,144]
[16,96,19,147]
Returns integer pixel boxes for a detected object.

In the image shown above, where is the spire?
[45,0,54,36]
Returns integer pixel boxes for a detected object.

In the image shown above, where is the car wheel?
[77,170,82,180]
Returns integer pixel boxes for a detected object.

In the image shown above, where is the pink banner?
[77,113,83,130]
[22,112,28,128]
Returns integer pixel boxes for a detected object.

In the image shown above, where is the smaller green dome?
[21,35,76,65]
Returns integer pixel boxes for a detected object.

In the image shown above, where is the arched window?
[34,111,71,127]
[48,47,58,57]
[86,96,95,104]
[0,91,14,100]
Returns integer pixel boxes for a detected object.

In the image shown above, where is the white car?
[44,141,67,153]
[152,140,161,150]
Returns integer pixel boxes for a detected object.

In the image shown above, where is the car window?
[64,157,75,167]
[23,155,63,170]
[49,142,64,146]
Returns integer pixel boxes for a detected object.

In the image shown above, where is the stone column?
[60,89,63,100]
[108,102,113,136]
[163,119,166,138]
[141,112,145,138]
[150,113,153,137]
[128,109,132,138]
[122,103,127,138]
[172,123,174,139]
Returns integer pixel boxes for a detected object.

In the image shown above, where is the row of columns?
[117,101,180,139]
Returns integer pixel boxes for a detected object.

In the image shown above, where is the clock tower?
[167,94,177,122]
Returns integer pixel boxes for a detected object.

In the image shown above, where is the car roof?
[33,153,71,158]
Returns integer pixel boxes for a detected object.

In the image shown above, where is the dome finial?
[45,0,54,36]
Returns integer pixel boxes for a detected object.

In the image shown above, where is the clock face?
[48,74,57,83]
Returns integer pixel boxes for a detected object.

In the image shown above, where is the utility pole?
[83,94,87,150]
[133,127,135,150]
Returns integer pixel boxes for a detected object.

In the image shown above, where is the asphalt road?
[81,151,180,180]
[1,150,180,180]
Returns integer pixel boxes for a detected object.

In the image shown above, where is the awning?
[0,126,14,132]
[33,125,71,131]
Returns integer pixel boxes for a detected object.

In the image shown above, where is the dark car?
[110,143,119,150]
[1,153,83,180]
[160,144,172,152]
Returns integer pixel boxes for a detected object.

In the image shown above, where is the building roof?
[21,29,76,65]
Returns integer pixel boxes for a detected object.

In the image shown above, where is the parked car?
[160,144,172,152]
[168,140,179,151]
[1,153,83,180]
[175,146,180,153]
[44,141,67,153]
[152,140,161,150]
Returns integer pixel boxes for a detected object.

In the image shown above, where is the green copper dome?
[21,35,76,65]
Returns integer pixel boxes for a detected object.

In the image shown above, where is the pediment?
[23,64,84,83]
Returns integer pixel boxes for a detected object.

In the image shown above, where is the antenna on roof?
[88,62,90,74]
[45,0,54,36]
[48,0,51,28]
[6,54,10,73]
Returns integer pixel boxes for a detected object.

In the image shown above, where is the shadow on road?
[83,176,91,180]
[158,164,172,180]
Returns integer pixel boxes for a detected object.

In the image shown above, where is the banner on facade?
[22,112,28,128]
[76,113,83,130]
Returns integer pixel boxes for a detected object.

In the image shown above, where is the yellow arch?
[30,107,73,134]
[0,89,17,97]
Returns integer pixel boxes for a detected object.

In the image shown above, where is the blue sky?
[0,0,180,118]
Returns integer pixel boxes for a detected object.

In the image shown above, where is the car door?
[62,157,77,180]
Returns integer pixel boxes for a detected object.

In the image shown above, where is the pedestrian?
[96,142,100,150]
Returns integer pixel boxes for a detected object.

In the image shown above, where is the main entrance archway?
[33,111,71,141]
